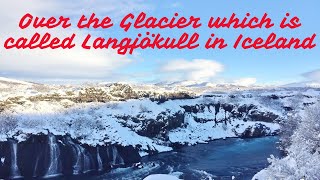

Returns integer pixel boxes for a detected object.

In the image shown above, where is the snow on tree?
[254,104,320,180]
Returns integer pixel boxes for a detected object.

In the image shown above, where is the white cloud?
[233,78,257,86]
[302,69,320,82]
[0,0,150,80]
[160,59,224,82]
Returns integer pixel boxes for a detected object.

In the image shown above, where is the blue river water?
[88,136,281,180]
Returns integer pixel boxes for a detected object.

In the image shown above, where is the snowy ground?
[1,77,320,156]
[143,174,180,180]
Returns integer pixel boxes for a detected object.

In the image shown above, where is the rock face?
[0,134,140,179]
[140,103,280,141]
[181,103,279,124]
[114,101,281,147]
[137,112,185,139]
[238,123,278,138]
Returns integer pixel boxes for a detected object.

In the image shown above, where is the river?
[87,136,281,180]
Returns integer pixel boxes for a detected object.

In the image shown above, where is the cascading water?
[64,136,93,174]
[0,135,139,179]
[9,139,22,179]
[111,146,124,166]
[43,134,62,178]
[65,137,82,175]
[33,156,39,178]
[82,146,94,173]
[96,147,103,171]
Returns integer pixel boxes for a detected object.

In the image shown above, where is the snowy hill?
[0,77,33,86]
[283,81,320,88]
[154,80,264,89]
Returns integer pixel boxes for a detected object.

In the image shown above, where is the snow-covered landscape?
[0,77,320,179]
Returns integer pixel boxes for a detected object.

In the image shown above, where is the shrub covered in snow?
[254,104,320,179]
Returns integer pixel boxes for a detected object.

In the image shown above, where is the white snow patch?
[143,174,181,180]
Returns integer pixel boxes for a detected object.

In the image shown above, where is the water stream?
[90,136,281,180]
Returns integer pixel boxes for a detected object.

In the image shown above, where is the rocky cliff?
[0,134,140,179]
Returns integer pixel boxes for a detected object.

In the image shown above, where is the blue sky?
[0,0,319,85]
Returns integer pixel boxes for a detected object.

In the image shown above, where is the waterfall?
[64,136,93,174]
[43,134,62,178]
[96,146,103,171]
[0,157,5,165]
[111,146,124,165]
[65,137,81,175]
[106,145,125,166]
[33,156,39,177]
[0,135,139,179]
[82,147,93,173]
[9,139,22,179]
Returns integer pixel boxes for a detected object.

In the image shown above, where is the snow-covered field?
[143,174,180,180]
[1,78,319,154]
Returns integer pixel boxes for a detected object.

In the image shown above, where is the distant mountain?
[153,80,268,92]
[282,81,320,88]
[0,77,33,86]
[155,80,215,87]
